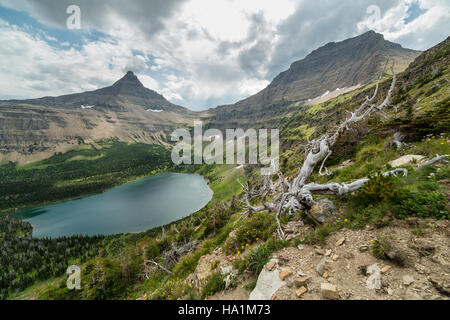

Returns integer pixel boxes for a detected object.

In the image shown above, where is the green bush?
[224,212,276,254]
[82,257,127,300]
[392,191,448,219]
[145,240,161,260]
[358,174,403,206]
[242,238,289,276]
[201,272,225,299]
[372,236,393,260]
[147,278,189,300]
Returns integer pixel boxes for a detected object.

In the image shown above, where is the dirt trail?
[211,219,450,300]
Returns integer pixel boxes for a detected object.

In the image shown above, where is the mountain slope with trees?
[3,35,448,301]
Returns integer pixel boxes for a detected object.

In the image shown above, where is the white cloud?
[356,0,450,50]
[0,0,448,109]
[0,21,152,98]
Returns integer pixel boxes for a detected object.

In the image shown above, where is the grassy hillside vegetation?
[0,140,172,213]
[0,217,105,299]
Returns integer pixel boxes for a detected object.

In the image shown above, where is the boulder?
[249,269,286,300]
[309,198,338,223]
[389,155,425,167]
[316,256,327,276]
[320,283,340,300]
[366,264,381,290]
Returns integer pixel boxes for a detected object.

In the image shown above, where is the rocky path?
[206,219,449,300]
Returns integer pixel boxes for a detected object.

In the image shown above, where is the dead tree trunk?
[240,63,412,239]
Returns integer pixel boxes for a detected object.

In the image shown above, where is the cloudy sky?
[0,0,448,110]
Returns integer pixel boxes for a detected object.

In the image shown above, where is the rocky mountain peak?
[207,30,421,130]
[112,71,145,92]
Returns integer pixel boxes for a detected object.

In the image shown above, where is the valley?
[0,31,449,301]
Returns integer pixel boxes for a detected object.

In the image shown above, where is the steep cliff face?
[206,31,421,129]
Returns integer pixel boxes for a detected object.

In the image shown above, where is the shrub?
[145,240,160,260]
[392,191,448,219]
[147,277,188,300]
[372,236,392,260]
[224,212,276,254]
[82,257,127,300]
[242,238,289,276]
[358,174,403,206]
[245,244,271,275]
[201,272,225,299]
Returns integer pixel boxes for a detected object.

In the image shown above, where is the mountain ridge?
[4,71,186,114]
[205,31,421,130]
[0,31,424,163]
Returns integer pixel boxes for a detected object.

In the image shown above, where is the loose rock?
[366,264,382,290]
[266,261,276,271]
[294,277,311,288]
[359,245,369,252]
[403,275,415,286]
[309,198,338,223]
[296,286,307,297]
[336,237,346,246]
[279,269,293,281]
[380,265,392,274]
[316,257,327,276]
[320,283,340,300]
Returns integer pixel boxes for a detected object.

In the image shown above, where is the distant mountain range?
[9,71,187,114]
[0,72,198,163]
[0,31,422,164]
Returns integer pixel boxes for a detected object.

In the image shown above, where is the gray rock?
[309,198,338,223]
[366,264,381,290]
[405,288,422,300]
[320,283,340,300]
[403,275,415,286]
[316,256,327,276]
[249,269,286,300]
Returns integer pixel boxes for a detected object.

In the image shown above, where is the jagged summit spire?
[113,70,144,89]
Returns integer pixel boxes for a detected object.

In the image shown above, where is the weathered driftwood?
[164,240,198,268]
[240,63,410,239]
[144,260,174,276]
[419,154,449,168]
[386,132,407,150]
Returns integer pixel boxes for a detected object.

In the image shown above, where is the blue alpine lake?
[15,173,213,238]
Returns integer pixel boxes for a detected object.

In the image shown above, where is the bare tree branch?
[419,154,449,167]
[237,62,403,240]
[144,260,174,275]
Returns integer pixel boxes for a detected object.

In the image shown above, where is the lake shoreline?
[5,170,168,218]
[17,172,214,239]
